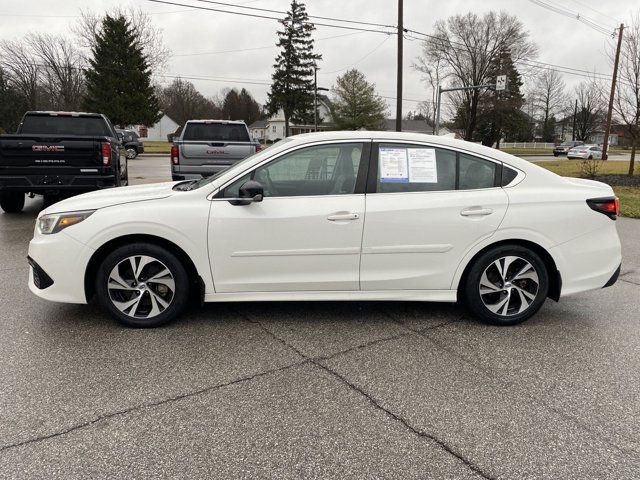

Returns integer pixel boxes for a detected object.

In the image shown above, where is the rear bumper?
[0,174,116,194]
[172,164,233,180]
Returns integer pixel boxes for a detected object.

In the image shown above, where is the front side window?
[224,143,364,198]
[375,144,498,193]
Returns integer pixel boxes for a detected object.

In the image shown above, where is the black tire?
[96,243,189,327]
[553,152,559,157]
[588,155,593,160]
[126,148,138,159]
[460,245,549,326]
[43,195,60,209]
[0,193,25,213]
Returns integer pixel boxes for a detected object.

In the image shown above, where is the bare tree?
[0,40,41,109]
[74,7,170,73]
[530,69,567,141]
[158,78,222,126]
[612,14,640,175]
[25,34,86,111]
[416,11,537,140]
[574,80,605,142]
[413,56,445,130]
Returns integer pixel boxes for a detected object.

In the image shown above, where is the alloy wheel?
[478,255,540,317]
[108,255,175,319]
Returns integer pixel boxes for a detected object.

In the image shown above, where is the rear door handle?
[460,207,493,217]
[327,213,360,221]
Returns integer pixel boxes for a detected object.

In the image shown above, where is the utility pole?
[602,24,624,160]
[572,98,578,141]
[314,66,318,132]
[395,0,403,131]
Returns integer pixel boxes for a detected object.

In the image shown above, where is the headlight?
[38,210,95,234]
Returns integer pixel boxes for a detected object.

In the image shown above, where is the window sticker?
[379,147,409,183]
[408,148,438,183]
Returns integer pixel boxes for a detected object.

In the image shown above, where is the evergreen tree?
[83,15,160,127]
[473,48,525,147]
[266,0,321,137]
[331,69,387,130]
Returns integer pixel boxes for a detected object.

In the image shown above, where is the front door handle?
[327,212,360,221]
[460,207,493,217]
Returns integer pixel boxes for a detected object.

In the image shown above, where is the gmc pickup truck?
[171,119,261,180]
[0,111,127,213]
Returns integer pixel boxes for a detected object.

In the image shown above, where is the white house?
[132,114,180,142]
[249,101,333,143]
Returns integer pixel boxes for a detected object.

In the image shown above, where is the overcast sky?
[1,0,637,117]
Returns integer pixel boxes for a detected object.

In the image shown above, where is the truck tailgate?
[179,142,253,166]
[0,135,102,171]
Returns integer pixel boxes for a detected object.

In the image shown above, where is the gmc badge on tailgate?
[32,145,65,152]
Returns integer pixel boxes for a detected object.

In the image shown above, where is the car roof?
[186,119,247,124]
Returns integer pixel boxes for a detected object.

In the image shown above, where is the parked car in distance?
[28,131,621,328]
[171,120,261,181]
[553,140,584,156]
[116,129,144,159]
[0,111,127,213]
[567,144,603,160]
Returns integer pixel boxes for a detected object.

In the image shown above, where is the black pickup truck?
[0,111,128,213]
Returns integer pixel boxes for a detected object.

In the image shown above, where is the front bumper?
[28,230,95,304]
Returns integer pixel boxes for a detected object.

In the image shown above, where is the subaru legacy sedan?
[27,132,621,328]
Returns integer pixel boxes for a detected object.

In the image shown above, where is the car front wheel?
[126,148,138,159]
[96,243,189,327]
[461,245,549,326]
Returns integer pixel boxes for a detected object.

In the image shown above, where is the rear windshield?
[20,115,110,136]
[183,123,250,142]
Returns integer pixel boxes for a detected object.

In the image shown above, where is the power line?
[146,0,394,35]
[562,0,621,24]
[526,0,615,35]
[171,31,364,58]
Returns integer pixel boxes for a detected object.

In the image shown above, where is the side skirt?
[204,290,458,303]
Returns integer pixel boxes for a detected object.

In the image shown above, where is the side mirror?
[227,180,264,206]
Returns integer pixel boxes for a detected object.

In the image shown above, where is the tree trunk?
[629,140,636,176]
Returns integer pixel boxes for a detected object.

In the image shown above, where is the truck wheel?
[0,193,25,213]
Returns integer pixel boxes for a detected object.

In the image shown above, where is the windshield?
[186,139,291,190]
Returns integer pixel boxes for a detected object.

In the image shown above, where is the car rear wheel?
[461,245,549,326]
[96,243,189,327]
[126,148,138,159]
[0,193,25,213]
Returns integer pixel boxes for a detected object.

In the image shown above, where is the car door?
[360,142,509,291]
[591,146,603,159]
[208,141,370,293]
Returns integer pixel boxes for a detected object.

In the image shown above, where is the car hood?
[42,182,178,214]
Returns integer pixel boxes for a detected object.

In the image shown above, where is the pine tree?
[331,69,387,130]
[83,15,160,127]
[266,0,321,137]
[474,48,525,147]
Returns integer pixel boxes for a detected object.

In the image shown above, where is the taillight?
[171,144,179,165]
[255,144,263,153]
[101,142,111,166]
[587,197,619,220]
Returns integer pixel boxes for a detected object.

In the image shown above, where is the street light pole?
[434,83,493,136]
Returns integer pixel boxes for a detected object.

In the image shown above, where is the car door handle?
[460,207,493,217]
[327,213,360,221]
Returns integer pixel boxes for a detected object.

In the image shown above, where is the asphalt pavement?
[1,157,639,479]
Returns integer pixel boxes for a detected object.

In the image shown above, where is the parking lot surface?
[1,157,639,479]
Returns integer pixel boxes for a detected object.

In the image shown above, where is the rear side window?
[20,115,110,136]
[374,144,499,193]
[501,166,518,186]
[183,123,250,142]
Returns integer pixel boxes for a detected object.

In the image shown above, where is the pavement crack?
[315,360,496,480]
[235,307,494,480]
[0,360,307,455]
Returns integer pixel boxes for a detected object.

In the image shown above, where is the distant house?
[249,99,334,142]
[554,116,620,145]
[131,113,180,142]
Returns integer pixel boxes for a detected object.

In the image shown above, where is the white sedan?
[27,132,621,327]
[567,144,603,159]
